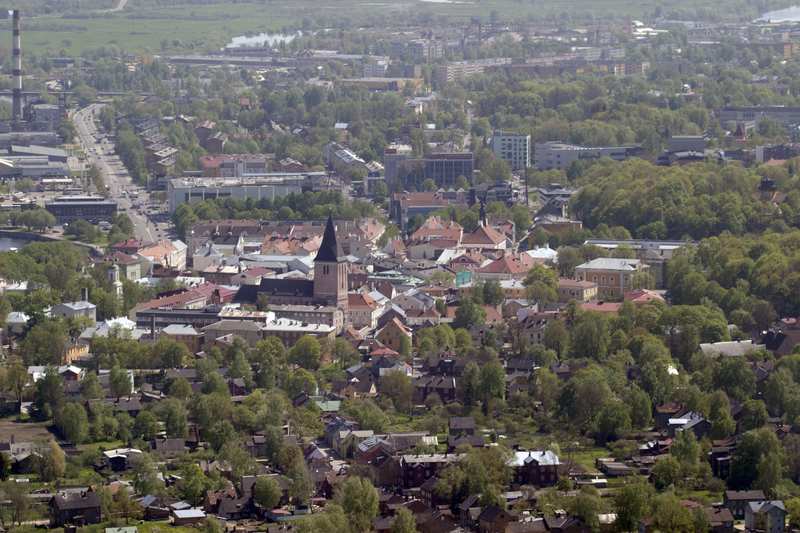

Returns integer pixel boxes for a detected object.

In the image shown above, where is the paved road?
[72,103,159,243]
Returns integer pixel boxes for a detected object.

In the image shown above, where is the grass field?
[5,0,794,55]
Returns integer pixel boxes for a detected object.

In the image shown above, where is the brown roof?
[477,255,527,275]
[462,225,506,246]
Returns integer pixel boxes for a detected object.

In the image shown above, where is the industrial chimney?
[11,10,22,124]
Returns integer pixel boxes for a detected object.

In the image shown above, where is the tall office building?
[491,131,531,170]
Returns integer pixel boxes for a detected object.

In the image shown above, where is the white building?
[167,174,320,213]
[491,131,530,170]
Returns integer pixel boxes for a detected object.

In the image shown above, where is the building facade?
[491,131,531,170]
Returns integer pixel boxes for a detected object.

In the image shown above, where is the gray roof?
[575,257,644,271]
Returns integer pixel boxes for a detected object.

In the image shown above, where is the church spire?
[315,214,344,263]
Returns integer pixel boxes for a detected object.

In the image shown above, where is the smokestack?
[11,10,22,124]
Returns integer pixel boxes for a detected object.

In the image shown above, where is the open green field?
[5,0,795,56]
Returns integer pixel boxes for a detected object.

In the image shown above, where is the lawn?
[6,0,793,55]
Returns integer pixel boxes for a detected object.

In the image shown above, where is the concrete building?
[384,150,473,188]
[534,141,642,171]
[45,195,118,224]
[574,258,649,300]
[491,131,530,170]
[51,301,97,324]
[719,106,800,127]
[583,239,692,288]
[198,154,269,177]
[434,58,511,86]
[167,174,317,213]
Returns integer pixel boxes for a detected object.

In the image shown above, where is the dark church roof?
[233,277,314,304]
[315,215,345,263]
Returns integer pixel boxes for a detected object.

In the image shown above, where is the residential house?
[461,225,508,253]
[724,490,767,519]
[51,301,97,324]
[745,501,786,533]
[508,450,560,487]
[348,292,382,330]
[376,318,412,353]
[557,278,598,303]
[50,489,102,526]
[400,454,463,488]
[574,258,648,300]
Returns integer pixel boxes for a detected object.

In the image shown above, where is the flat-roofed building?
[45,195,118,224]
[491,131,530,170]
[167,174,320,213]
[534,141,642,171]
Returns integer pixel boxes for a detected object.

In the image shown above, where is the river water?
[0,237,28,252]
[758,5,800,22]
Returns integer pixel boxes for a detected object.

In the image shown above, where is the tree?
[287,458,313,504]
[253,476,282,510]
[0,480,29,525]
[133,410,159,441]
[651,456,681,490]
[569,488,601,532]
[787,497,800,529]
[729,428,782,490]
[179,464,212,506]
[461,361,481,407]
[285,368,317,398]
[335,476,380,533]
[479,360,506,405]
[208,420,237,452]
[739,399,768,431]
[110,365,132,399]
[132,453,164,496]
[229,350,254,388]
[713,357,755,402]
[80,371,104,400]
[5,357,27,409]
[625,386,652,429]
[36,440,65,481]
[391,506,418,533]
[151,338,189,368]
[570,312,610,360]
[671,430,700,468]
[34,367,65,420]
[651,493,693,532]
[399,334,412,359]
[524,264,558,304]
[157,399,188,438]
[593,400,631,445]
[381,370,413,413]
[57,403,89,444]
[113,487,141,523]
[482,280,504,306]
[289,335,322,370]
[333,338,359,368]
[453,298,485,329]
[543,320,569,357]
[168,377,193,399]
[614,481,652,532]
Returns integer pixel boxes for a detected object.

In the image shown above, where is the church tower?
[313,215,348,310]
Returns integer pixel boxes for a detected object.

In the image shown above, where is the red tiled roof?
[462,225,506,246]
[580,301,623,314]
[476,255,527,275]
[134,283,233,312]
[348,292,377,309]
[624,289,665,304]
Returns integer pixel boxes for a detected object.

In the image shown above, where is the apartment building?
[491,131,531,170]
